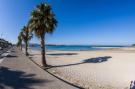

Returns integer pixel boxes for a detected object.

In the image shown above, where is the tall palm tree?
[22,26,33,56]
[29,3,57,67]
[17,31,23,50]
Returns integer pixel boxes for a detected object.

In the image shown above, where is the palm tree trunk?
[40,35,47,67]
[25,41,28,56]
[21,42,22,51]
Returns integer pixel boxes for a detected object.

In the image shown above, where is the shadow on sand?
[0,66,50,89]
[47,56,112,69]
[47,53,78,56]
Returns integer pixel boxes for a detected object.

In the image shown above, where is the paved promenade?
[0,47,78,89]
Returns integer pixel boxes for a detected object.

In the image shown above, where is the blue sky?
[0,0,135,45]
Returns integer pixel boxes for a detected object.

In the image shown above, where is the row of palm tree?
[17,3,57,67]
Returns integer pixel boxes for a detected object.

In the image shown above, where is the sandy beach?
[28,47,135,89]
[2,0,135,89]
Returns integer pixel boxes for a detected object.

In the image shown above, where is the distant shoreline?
[29,44,129,51]
[30,43,130,47]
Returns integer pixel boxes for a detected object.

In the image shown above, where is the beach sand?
[28,47,135,89]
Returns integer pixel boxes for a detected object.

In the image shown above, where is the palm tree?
[17,31,23,50]
[28,3,57,67]
[21,26,33,56]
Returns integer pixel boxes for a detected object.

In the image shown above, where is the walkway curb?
[28,57,84,89]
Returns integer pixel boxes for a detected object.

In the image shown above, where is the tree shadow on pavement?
[0,66,51,89]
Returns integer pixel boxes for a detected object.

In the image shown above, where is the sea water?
[30,45,126,51]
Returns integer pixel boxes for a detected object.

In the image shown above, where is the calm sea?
[30,45,126,51]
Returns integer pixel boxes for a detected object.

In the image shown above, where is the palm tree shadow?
[47,56,112,69]
[0,66,51,89]
[83,56,112,63]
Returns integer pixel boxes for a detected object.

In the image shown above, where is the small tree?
[17,32,23,50]
[22,26,33,56]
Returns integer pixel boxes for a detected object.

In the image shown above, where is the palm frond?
[28,3,57,37]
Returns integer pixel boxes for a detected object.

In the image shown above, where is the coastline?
[30,45,128,51]
[28,47,135,89]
